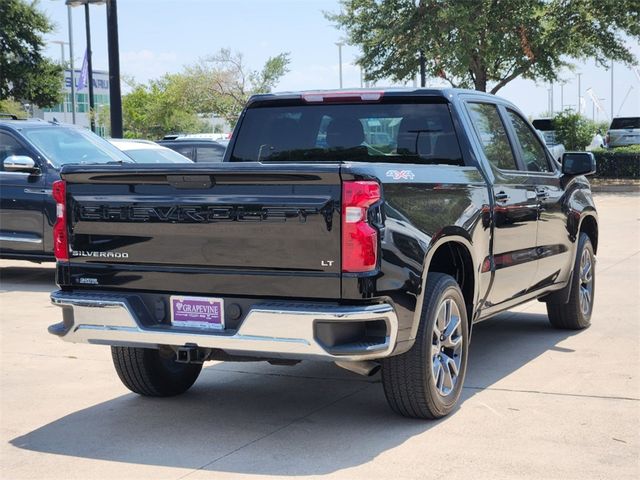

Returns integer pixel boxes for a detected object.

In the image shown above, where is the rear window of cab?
[230,102,464,166]
[609,117,640,130]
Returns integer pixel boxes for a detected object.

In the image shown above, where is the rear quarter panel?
[341,162,491,354]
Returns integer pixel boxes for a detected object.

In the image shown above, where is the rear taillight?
[52,180,69,261]
[342,181,381,273]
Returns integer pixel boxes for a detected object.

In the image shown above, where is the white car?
[606,117,640,148]
[108,139,193,163]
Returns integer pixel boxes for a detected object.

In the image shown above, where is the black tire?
[111,346,202,397]
[381,273,469,419]
[547,233,595,330]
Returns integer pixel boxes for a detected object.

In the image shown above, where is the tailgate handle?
[167,175,214,189]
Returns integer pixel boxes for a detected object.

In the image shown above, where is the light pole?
[51,40,69,121]
[610,60,614,120]
[419,50,426,87]
[67,5,77,124]
[66,0,99,131]
[106,0,123,138]
[84,2,95,132]
[415,0,426,87]
[336,41,344,89]
[576,73,582,115]
[51,40,67,65]
[558,78,569,112]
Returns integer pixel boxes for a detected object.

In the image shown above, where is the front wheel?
[381,273,469,419]
[547,233,595,330]
[111,346,202,397]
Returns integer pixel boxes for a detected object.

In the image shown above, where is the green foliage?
[0,99,28,119]
[122,49,290,139]
[0,0,64,107]
[592,120,609,135]
[327,0,639,93]
[607,145,640,154]
[122,79,208,139]
[553,110,594,150]
[183,49,290,124]
[592,147,640,179]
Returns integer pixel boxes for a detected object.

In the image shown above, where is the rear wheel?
[111,346,202,397]
[547,233,595,330]
[381,273,469,419]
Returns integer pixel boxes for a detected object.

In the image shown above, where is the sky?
[41,0,640,121]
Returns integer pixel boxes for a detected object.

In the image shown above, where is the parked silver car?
[606,117,640,148]
[109,139,193,163]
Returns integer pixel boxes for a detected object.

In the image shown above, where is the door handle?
[23,188,52,195]
[495,191,510,203]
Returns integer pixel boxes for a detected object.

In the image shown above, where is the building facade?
[37,69,111,137]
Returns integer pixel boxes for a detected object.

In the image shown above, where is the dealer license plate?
[170,295,224,330]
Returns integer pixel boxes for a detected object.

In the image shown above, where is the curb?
[591,184,640,193]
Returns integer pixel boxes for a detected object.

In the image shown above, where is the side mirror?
[561,152,596,176]
[3,155,39,173]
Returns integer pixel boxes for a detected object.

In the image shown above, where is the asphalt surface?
[1,193,639,480]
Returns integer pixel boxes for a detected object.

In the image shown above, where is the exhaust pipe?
[335,360,381,377]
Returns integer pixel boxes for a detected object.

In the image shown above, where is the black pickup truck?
[48,89,598,419]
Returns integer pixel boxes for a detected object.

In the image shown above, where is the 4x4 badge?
[386,169,415,180]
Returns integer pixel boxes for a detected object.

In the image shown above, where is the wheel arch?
[540,211,598,305]
[408,235,479,341]
[579,213,598,254]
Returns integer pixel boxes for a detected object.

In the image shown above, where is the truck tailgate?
[61,163,342,299]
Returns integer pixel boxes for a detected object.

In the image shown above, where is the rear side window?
[163,144,194,160]
[610,117,640,129]
[230,102,463,165]
[196,145,225,162]
[507,110,551,172]
[467,103,517,171]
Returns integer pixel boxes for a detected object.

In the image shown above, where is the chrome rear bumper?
[49,291,398,361]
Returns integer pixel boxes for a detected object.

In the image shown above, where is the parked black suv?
[0,119,132,261]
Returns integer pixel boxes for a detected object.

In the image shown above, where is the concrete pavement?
[1,193,639,480]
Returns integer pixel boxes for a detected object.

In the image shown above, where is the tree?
[0,0,64,107]
[327,0,640,93]
[181,49,291,124]
[121,49,290,138]
[122,78,208,139]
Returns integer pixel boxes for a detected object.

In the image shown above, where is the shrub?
[608,144,640,154]
[592,146,640,178]
[0,99,27,119]
[553,110,594,150]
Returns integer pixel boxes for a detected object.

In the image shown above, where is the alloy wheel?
[430,298,463,396]
[579,248,594,316]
